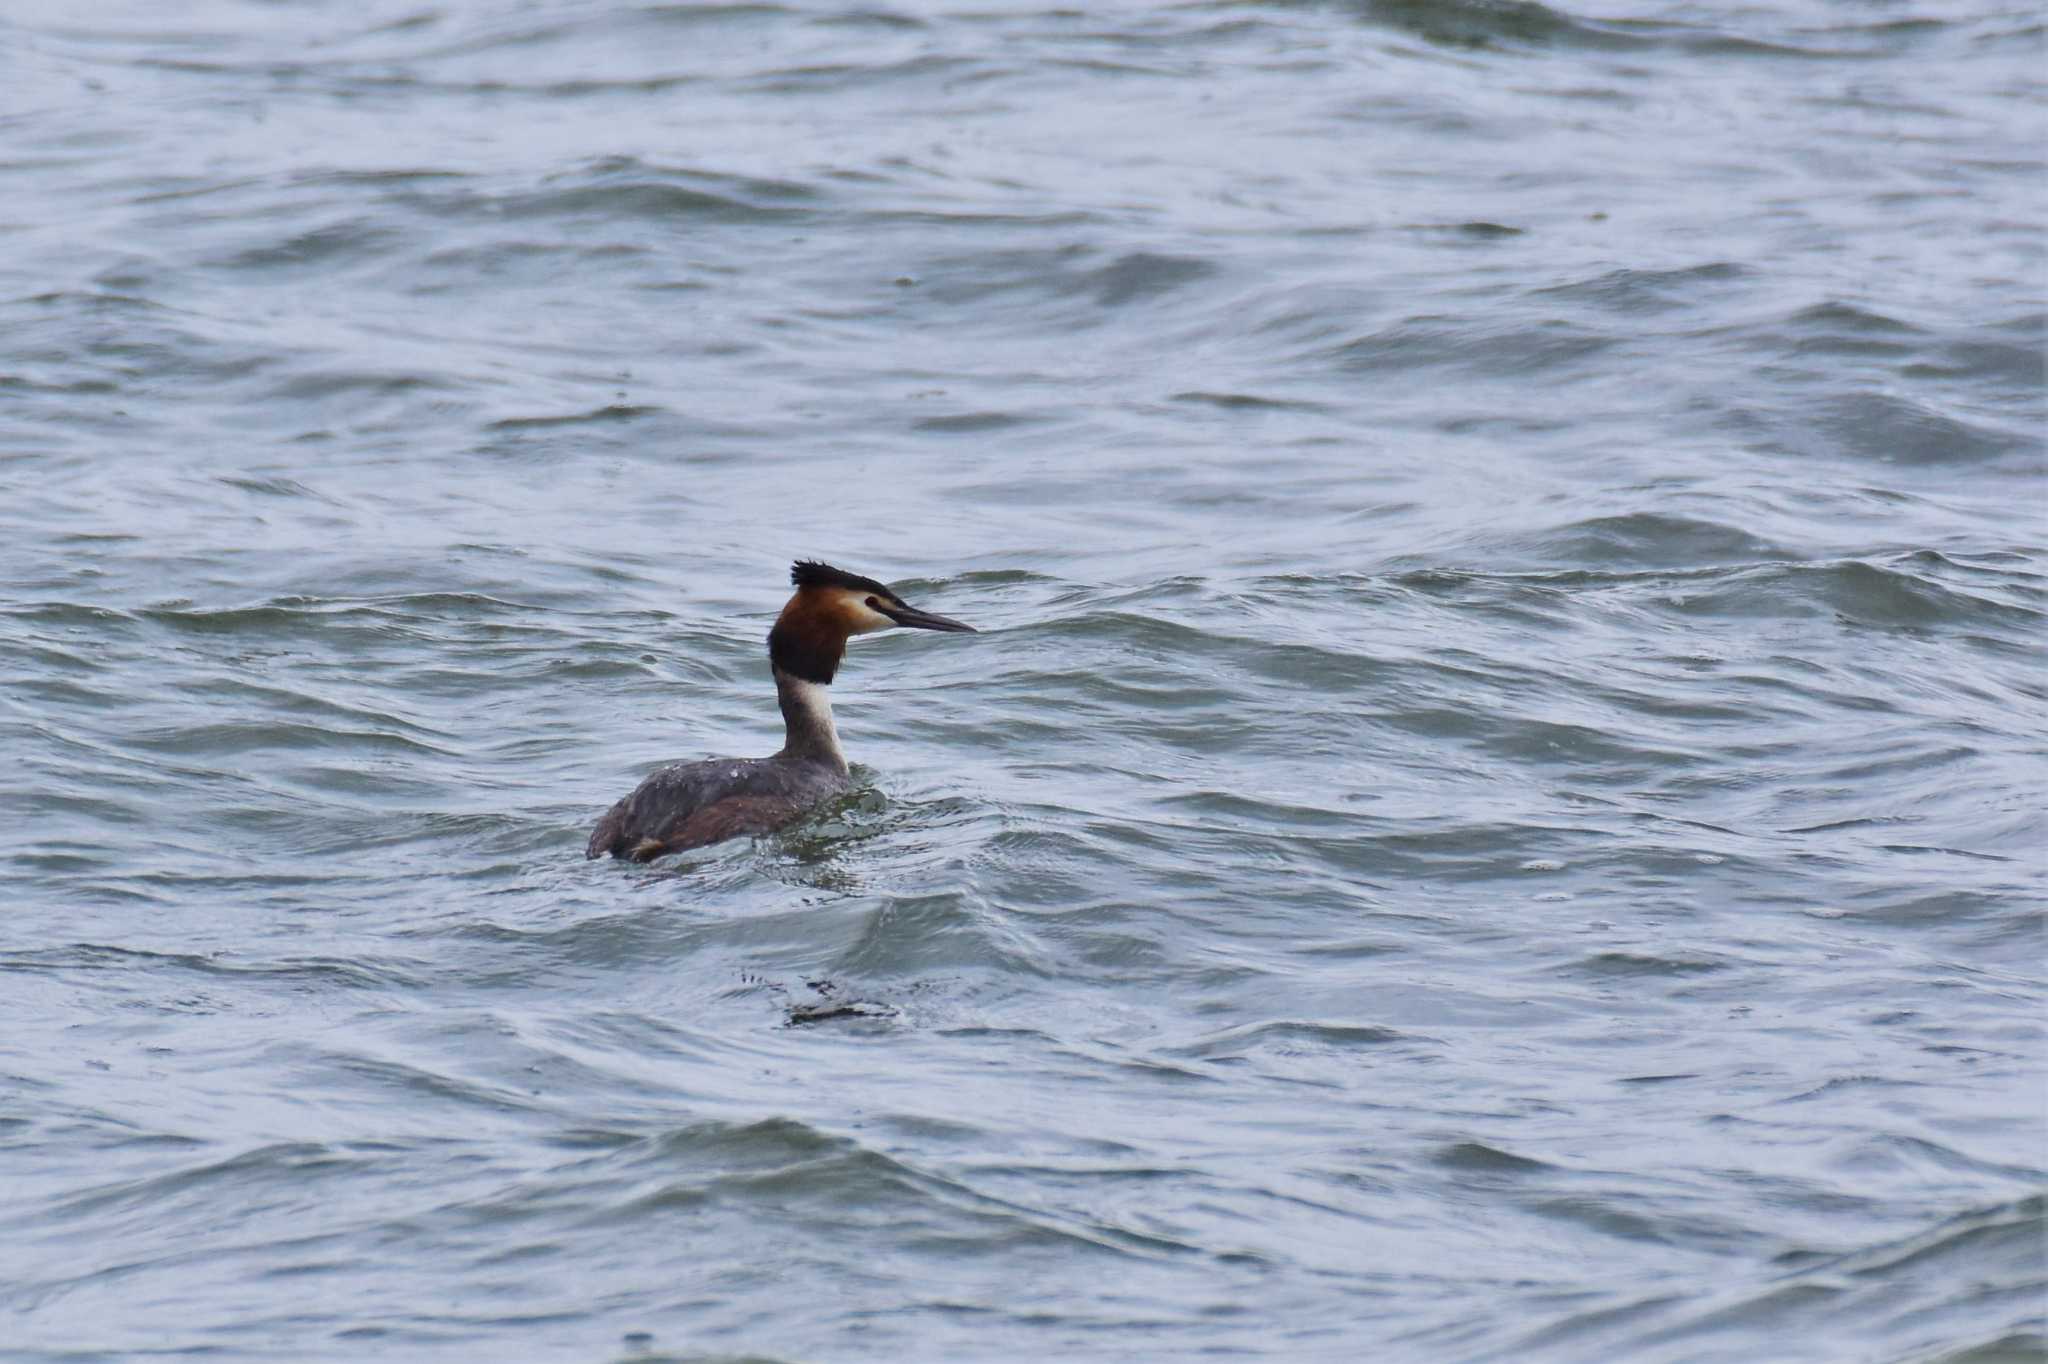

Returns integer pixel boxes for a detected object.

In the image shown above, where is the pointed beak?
[880,601,976,633]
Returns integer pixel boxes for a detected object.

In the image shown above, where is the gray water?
[2,1,2043,1359]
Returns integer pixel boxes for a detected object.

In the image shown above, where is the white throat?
[774,669,846,772]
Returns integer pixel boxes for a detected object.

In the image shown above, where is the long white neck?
[774,667,847,772]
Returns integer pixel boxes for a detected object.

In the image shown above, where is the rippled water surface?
[3,1,2044,1359]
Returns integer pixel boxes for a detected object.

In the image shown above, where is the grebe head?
[767,560,976,684]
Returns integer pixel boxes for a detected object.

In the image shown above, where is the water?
[2,1,2043,1359]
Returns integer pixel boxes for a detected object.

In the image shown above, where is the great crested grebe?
[586,561,976,862]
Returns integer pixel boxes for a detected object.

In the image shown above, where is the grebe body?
[587,561,974,862]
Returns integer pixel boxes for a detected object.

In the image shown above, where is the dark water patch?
[1836,1193,2047,1278]
[1324,314,1616,379]
[1611,14,1947,59]
[564,1117,1195,1260]
[895,247,1218,321]
[1812,392,2028,466]
[1504,513,1796,569]
[1875,843,2021,867]
[38,1141,375,1224]
[1526,1195,1750,1250]
[189,678,449,740]
[541,654,661,681]
[1340,0,1644,52]
[813,9,929,33]
[12,289,169,318]
[1895,549,2048,610]
[1170,390,1331,413]
[1470,717,1704,781]
[395,159,821,227]
[1568,1196,2048,1362]
[124,593,563,647]
[911,409,1047,434]
[487,403,663,432]
[1721,391,2030,469]
[0,943,432,992]
[413,898,834,977]
[413,239,658,290]
[4,296,277,392]
[1563,952,1728,979]
[266,369,460,404]
[502,179,804,224]
[320,1052,563,1118]
[1932,1334,2048,1364]
[1533,262,1748,314]
[1776,1074,1927,1109]
[134,600,378,639]
[1905,335,2048,396]
[1761,299,1927,361]
[1167,1020,1416,1061]
[743,52,1000,96]
[1651,559,2046,634]
[1828,1134,2045,1186]
[1432,1141,1554,1174]
[286,167,471,192]
[129,719,452,759]
[1085,252,1219,308]
[215,474,336,501]
[632,3,796,31]
[1235,820,1611,884]
[1151,789,1361,833]
[1848,890,2045,945]
[834,892,1055,980]
[393,5,794,68]
[1818,559,2044,631]
[1414,220,1525,239]
[217,218,398,272]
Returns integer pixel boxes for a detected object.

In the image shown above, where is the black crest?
[791,560,895,601]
